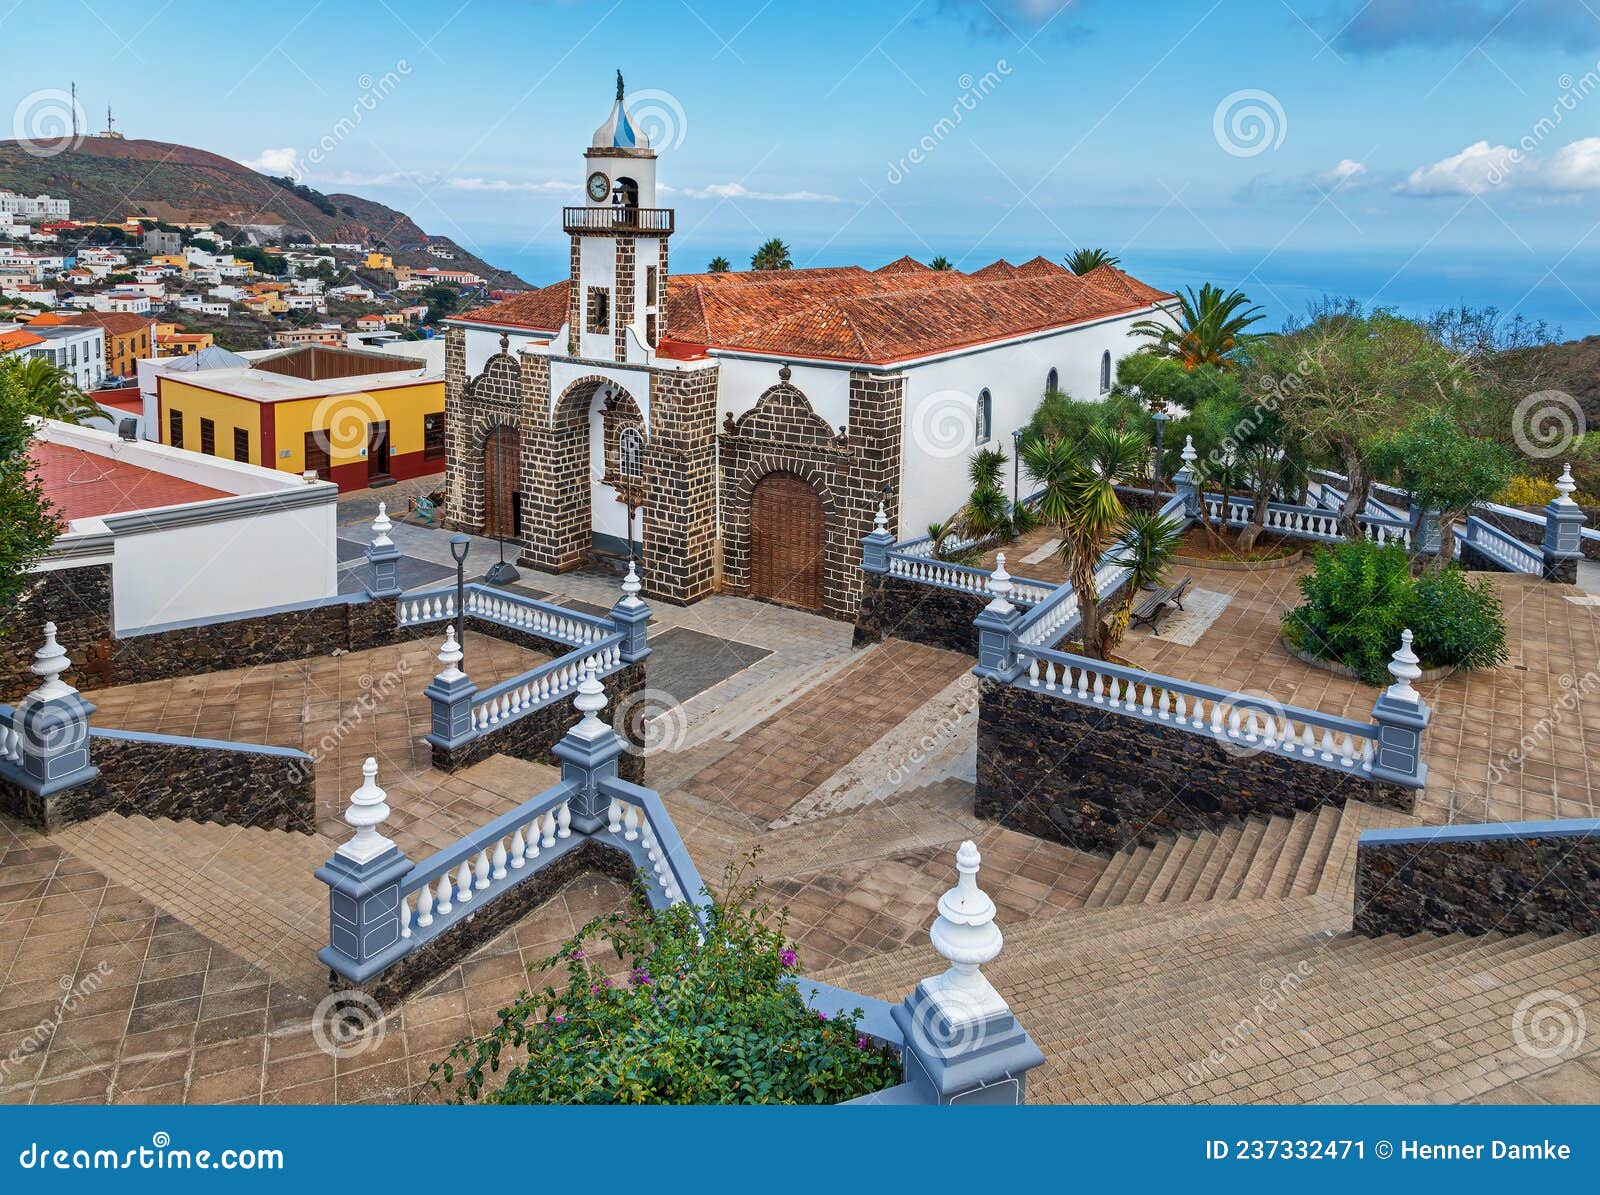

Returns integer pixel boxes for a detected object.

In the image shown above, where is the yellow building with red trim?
[155,344,445,491]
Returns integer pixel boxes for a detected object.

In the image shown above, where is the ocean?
[478,243,1600,341]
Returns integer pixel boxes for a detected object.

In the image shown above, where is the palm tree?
[1131,283,1263,371]
[1104,510,1182,651]
[929,255,955,271]
[1022,426,1180,659]
[0,356,101,425]
[750,238,792,271]
[1066,248,1120,275]
[958,447,1012,543]
[707,256,732,273]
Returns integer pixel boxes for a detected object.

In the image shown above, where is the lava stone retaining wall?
[853,572,987,656]
[337,838,635,1008]
[1354,819,1600,937]
[975,682,1414,855]
[429,659,647,783]
[3,564,116,700]
[0,729,315,835]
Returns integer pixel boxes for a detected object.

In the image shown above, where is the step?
[1211,819,1267,901]
[1239,816,1293,899]
[1289,805,1343,896]
[1315,799,1422,898]
[1083,848,1137,908]
[1262,811,1317,899]
[1102,845,1153,905]
[1123,840,1176,904]
[1189,823,1243,901]
[1166,830,1221,902]
[1143,835,1197,903]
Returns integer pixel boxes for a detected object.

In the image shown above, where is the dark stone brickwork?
[0,736,315,835]
[720,372,903,620]
[613,237,634,361]
[337,838,637,1007]
[975,682,1414,856]
[644,365,719,604]
[854,572,986,655]
[2,564,115,701]
[1355,830,1600,937]
[1459,541,1519,575]
[429,659,646,781]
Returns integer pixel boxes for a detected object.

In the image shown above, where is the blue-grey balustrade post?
[1173,435,1201,521]
[423,626,477,754]
[315,756,414,983]
[1369,629,1431,789]
[1410,503,1442,560]
[365,502,401,598]
[861,502,894,575]
[972,554,1024,682]
[610,560,652,664]
[1541,464,1585,584]
[891,841,1044,1104]
[552,671,625,833]
[10,622,98,797]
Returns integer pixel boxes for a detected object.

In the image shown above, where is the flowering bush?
[427,855,900,1105]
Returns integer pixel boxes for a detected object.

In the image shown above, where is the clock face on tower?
[586,171,610,202]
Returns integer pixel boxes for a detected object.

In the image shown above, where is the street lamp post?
[450,533,470,670]
[1151,404,1170,494]
[1011,427,1022,510]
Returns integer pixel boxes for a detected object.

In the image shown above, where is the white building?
[0,191,70,220]
[27,416,338,632]
[440,78,1177,618]
[8,323,107,390]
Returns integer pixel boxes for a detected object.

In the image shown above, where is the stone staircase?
[1080,800,1418,909]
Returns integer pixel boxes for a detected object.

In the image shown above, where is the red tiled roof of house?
[28,439,231,521]
[875,255,935,274]
[1014,255,1068,277]
[459,261,1172,364]
[0,329,44,351]
[45,311,154,336]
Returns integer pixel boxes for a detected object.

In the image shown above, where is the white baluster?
[435,874,453,915]
[416,883,434,928]
[455,860,473,902]
[541,812,557,848]
[556,802,571,839]
[399,894,412,939]
[510,827,526,868]
[607,799,623,833]
[623,805,640,841]
[491,839,507,881]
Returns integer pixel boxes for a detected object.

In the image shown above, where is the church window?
[976,389,992,443]
[619,425,643,479]
[587,287,610,334]
[1046,367,1059,395]
[1099,351,1112,394]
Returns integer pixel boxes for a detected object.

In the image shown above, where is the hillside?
[0,136,527,289]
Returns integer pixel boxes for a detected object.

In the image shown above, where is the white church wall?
[462,326,548,378]
[713,357,852,429]
[577,239,617,360]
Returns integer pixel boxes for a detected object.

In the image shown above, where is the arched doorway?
[750,471,825,612]
[482,425,520,539]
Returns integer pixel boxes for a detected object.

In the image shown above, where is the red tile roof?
[874,255,936,274]
[0,329,44,351]
[37,311,154,336]
[29,439,231,521]
[459,259,1172,365]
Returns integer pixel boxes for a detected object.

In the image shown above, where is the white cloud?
[442,177,577,194]
[1315,159,1368,188]
[1540,137,1600,192]
[1394,141,1516,196]
[664,181,845,203]
[243,147,301,176]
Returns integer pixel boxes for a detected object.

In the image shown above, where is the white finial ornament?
[1555,464,1577,505]
[371,502,393,548]
[570,669,609,740]
[437,625,464,682]
[984,552,1015,614]
[338,757,395,864]
[618,560,643,609]
[925,840,1007,1024]
[1180,435,1197,466]
[29,622,74,701]
[873,502,888,536]
[1385,628,1422,703]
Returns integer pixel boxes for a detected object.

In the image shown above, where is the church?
[441,77,1176,619]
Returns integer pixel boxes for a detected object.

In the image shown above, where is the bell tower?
[565,72,673,362]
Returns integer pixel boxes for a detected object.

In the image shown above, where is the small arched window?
[1099,351,1112,394]
[619,425,643,479]
[976,389,992,443]
[1045,367,1059,395]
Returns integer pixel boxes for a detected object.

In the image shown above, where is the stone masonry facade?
[976,682,1414,856]
[853,572,986,655]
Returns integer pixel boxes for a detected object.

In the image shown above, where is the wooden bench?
[1130,576,1191,635]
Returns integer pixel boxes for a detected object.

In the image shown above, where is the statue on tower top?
[616,70,624,101]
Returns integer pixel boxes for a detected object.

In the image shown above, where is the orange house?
[31,311,154,379]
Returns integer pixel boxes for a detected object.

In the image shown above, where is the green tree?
[1065,247,1120,275]
[1131,283,1263,371]
[1368,407,1516,568]
[957,447,1013,543]
[0,366,64,629]
[750,238,792,271]
[706,256,732,273]
[0,357,101,425]
[929,255,955,271]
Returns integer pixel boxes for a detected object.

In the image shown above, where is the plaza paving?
[2,508,1599,1103]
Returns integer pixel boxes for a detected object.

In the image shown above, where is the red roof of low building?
[0,329,44,351]
[29,439,231,521]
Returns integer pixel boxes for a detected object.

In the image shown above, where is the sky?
[12,0,1600,329]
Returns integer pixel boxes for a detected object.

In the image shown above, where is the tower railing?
[562,207,674,234]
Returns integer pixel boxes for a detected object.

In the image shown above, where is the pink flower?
[779,947,797,968]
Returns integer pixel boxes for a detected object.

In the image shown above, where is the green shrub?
[427,857,899,1105]
[1283,541,1507,685]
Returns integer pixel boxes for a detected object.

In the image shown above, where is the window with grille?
[424,412,446,460]
[1046,367,1059,394]
[586,287,610,334]
[304,431,331,481]
[976,389,992,443]
[1100,351,1112,394]
[168,409,183,448]
[619,426,643,479]
[233,428,249,463]
[200,418,216,456]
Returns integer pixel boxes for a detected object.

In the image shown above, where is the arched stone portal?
[480,424,521,539]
